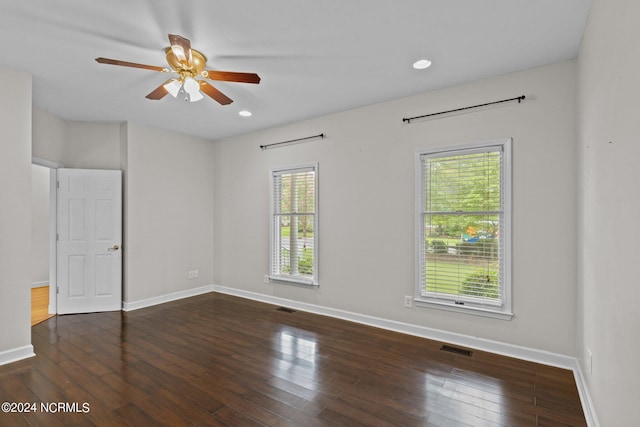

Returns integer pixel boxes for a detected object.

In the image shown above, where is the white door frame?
[32,157,62,314]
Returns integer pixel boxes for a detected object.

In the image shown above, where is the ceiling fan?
[95,34,260,105]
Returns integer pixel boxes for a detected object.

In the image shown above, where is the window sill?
[414,298,513,320]
[268,275,318,288]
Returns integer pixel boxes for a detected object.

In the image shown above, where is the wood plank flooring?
[31,285,55,326]
[1,292,586,426]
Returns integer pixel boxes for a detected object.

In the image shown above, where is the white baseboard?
[31,281,48,288]
[122,285,215,311]
[571,360,599,427]
[213,285,599,427]
[0,345,35,366]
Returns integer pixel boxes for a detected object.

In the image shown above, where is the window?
[416,139,512,319]
[270,164,318,286]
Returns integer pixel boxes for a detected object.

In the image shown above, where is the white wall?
[577,0,640,425]
[214,60,578,356]
[64,121,121,169]
[33,115,121,170]
[122,122,215,303]
[0,69,33,361]
[30,164,50,285]
[32,106,66,164]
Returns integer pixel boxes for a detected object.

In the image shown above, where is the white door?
[57,169,122,314]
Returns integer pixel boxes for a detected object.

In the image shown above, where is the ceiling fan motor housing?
[165,48,207,78]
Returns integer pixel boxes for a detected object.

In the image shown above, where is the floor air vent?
[440,344,473,357]
[276,307,296,313]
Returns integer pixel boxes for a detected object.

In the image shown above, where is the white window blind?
[417,139,511,317]
[270,164,318,285]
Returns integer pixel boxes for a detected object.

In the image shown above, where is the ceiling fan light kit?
[95,34,260,106]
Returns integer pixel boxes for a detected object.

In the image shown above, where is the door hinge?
[56,287,59,294]
[57,181,60,188]
[56,234,59,241]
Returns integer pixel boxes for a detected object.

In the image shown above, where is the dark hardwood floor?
[0,292,586,426]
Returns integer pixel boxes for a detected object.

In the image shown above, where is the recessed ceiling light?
[413,59,432,70]
[239,110,252,117]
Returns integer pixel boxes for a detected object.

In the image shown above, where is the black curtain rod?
[402,95,526,123]
[260,133,325,150]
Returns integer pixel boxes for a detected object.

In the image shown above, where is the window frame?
[269,163,319,286]
[415,139,512,320]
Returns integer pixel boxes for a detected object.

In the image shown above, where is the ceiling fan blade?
[145,80,172,100]
[168,34,192,65]
[95,57,166,72]
[199,81,233,105]
[205,70,261,84]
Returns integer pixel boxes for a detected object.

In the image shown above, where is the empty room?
[0,1,638,426]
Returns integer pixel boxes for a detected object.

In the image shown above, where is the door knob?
[108,244,120,251]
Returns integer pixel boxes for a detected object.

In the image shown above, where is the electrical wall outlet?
[404,295,413,308]
[264,274,269,284]
[187,270,195,279]
[194,270,199,278]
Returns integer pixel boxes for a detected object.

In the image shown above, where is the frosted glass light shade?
[183,77,203,102]
[164,79,181,97]
[188,91,204,102]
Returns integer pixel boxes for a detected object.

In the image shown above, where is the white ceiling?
[0,0,591,141]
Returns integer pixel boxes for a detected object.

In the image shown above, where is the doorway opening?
[30,160,123,324]
[31,158,61,323]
